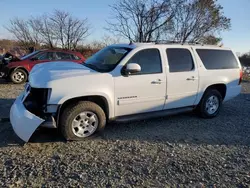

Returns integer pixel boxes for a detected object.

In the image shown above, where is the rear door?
[164,47,199,110]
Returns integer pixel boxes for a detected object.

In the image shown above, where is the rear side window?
[166,49,194,72]
[196,49,239,69]
[55,52,72,60]
[36,52,54,60]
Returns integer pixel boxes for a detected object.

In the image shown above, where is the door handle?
[186,76,197,81]
[151,79,163,84]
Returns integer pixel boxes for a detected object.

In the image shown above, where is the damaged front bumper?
[10,93,45,142]
[0,65,9,78]
[10,90,57,142]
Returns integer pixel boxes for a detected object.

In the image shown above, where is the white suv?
[10,43,243,142]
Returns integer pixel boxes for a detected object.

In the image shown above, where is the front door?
[164,47,199,109]
[114,48,166,117]
[29,52,55,70]
[54,52,82,63]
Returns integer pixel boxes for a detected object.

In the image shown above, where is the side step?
[113,107,194,122]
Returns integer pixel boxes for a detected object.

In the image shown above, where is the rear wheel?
[60,101,106,141]
[10,69,28,84]
[196,89,222,118]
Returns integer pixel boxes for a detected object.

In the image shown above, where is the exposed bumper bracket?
[40,116,57,128]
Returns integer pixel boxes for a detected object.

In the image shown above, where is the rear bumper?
[224,85,242,102]
[10,93,45,142]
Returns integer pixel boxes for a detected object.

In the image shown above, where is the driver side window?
[126,48,162,75]
[36,52,54,60]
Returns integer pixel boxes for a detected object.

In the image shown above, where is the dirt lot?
[0,79,250,187]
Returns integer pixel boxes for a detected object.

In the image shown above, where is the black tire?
[196,89,222,118]
[10,69,28,84]
[60,101,106,141]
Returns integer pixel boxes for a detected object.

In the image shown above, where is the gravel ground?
[0,79,250,187]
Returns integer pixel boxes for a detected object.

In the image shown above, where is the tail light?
[239,69,243,85]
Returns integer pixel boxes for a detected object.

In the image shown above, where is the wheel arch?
[9,66,29,77]
[196,83,227,105]
[57,95,112,126]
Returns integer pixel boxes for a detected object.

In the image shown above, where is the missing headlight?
[23,87,49,116]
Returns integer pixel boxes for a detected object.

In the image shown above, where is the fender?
[14,66,29,72]
[4,66,29,77]
[9,66,29,76]
[57,92,114,118]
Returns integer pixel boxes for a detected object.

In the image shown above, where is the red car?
[0,49,85,84]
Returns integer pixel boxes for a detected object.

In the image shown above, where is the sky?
[0,0,249,54]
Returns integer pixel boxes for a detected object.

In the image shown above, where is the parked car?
[0,49,86,84]
[10,42,243,142]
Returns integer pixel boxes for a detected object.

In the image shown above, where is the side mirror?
[30,57,38,61]
[125,63,141,75]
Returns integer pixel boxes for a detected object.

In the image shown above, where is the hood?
[3,52,21,65]
[29,61,98,87]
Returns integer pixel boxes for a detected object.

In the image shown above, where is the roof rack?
[129,40,221,47]
[154,40,204,45]
[129,41,155,45]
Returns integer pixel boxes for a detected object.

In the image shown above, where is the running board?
[113,107,194,122]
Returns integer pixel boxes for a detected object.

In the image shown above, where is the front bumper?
[0,65,10,78]
[10,93,45,142]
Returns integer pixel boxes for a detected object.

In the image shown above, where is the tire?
[196,89,222,118]
[60,101,106,141]
[10,69,28,84]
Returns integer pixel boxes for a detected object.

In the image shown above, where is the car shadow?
[102,93,250,146]
[0,92,250,148]
[0,99,15,119]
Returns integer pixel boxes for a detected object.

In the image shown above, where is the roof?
[39,49,81,54]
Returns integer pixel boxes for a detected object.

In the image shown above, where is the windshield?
[84,46,132,72]
[20,51,40,60]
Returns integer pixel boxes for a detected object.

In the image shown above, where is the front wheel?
[60,101,106,141]
[196,89,222,118]
[10,69,28,84]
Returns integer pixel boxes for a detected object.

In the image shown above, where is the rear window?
[196,49,239,70]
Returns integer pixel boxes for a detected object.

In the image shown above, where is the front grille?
[24,87,48,116]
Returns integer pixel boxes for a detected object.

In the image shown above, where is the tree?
[169,0,231,43]
[5,10,90,50]
[28,15,55,48]
[101,35,121,46]
[107,0,230,44]
[241,52,250,59]
[50,10,90,49]
[106,0,181,42]
[5,18,41,49]
[199,35,222,45]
